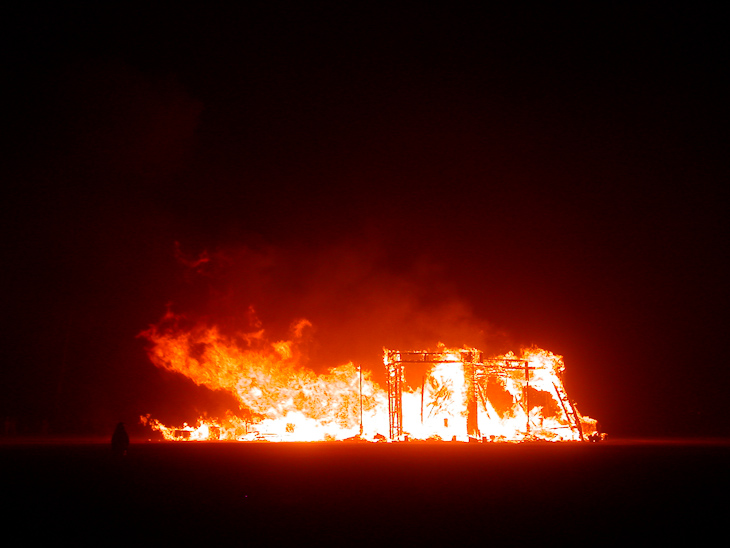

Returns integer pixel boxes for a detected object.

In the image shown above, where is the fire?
[139,311,600,442]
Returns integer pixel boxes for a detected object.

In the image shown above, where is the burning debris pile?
[139,311,600,442]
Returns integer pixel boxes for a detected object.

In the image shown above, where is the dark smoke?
[161,237,516,386]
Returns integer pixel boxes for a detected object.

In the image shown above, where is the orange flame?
[139,312,599,442]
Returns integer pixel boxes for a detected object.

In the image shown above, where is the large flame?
[139,311,598,442]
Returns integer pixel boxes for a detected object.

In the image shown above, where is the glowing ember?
[139,311,600,442]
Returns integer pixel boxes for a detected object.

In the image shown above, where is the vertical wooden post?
[359,364,363,436]
[524,360,530,435]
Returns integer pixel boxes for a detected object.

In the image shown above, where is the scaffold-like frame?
[383,348,584,441]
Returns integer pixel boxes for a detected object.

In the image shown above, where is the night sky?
[4,4,728,439]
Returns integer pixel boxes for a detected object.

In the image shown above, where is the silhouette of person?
[111,422,130,457]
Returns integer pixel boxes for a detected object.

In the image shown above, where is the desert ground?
[3,438,727,545]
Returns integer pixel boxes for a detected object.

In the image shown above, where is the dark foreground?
[3,439,728,545]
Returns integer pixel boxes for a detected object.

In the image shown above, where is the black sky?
[3,4,728,438]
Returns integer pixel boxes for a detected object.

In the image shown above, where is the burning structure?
[140,313,599,442]
[385,348,595,442]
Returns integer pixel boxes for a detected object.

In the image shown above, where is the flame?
[139,312,599,442]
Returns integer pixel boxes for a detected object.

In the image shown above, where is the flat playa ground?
[3,439,728,544]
